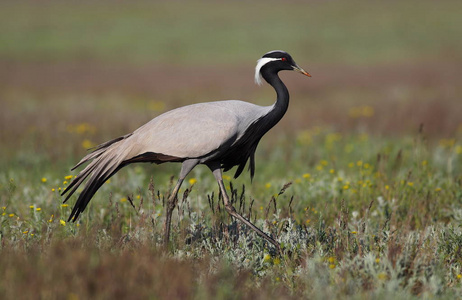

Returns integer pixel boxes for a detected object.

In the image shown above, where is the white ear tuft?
[254,57,281,86]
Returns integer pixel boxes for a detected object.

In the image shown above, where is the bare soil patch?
[1,61,460,142]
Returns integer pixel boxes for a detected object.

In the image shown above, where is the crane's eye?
[281,57,287,62]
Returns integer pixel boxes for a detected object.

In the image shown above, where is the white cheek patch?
[254,57,282,86]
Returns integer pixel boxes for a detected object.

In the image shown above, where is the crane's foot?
[224,203,281,254]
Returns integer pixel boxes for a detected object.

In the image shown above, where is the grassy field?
[1,0,462,299]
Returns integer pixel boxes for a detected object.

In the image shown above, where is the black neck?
[219,67,291,179]
[261,68,289,127]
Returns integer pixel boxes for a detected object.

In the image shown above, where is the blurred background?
[1,2,462,296]
[1,0,461,169]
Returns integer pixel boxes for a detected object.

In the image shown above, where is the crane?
[62,50,310,251]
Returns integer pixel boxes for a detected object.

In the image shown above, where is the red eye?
[281,57,287,62]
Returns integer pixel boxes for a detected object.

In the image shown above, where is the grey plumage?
[62,50,310,251]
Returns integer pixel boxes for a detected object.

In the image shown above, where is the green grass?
[1,123,461,298]
[0,0,461,65]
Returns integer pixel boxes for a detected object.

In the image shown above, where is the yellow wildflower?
[348,106,374,118]
[120,197,127,202]
[67,123,96,135]
[81,139,95,149]
[359,133,369,141]
[148,100,166,112]
[265,183,271,189]
[64,175,73,180]
[439,138,455,148]
[351,231,357,234]
[41,177,47,183]
[329,169,335,174]
[23,231,29,234]
[273,258,281,265]
[356,160,363,167]
[362,106,374,117]
[435,187,442,192]
[51,188,56,192]
[328,257,335,263]
[329,264,336,269]
[296,130,313,145]
[9,213,14,217]
[189,178,197,185]
[36,208,41,212]
[303,173,311,179]
[344,144,354,153]
[375,258,380,263]
[61,204,69,207]
[264,254,271,262]
[30,205,34,209]
[60,220,66,226]
[407,182,414,187]
[456,145,462,154]
[343,185,349,190]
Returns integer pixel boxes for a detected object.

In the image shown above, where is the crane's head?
[255,50,311,86]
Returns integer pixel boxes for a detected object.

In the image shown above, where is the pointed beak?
[293,65,311,77]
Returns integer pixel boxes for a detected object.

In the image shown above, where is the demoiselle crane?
[62,50,310,251]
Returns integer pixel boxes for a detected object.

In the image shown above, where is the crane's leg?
[164,159,199,247]
[207,162,280,253]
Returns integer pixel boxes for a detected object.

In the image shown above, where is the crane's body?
[130,100,272,160]
[62,50,310,251]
